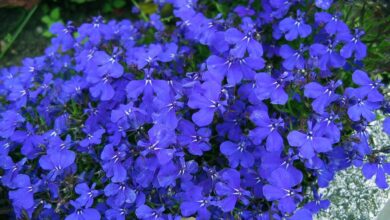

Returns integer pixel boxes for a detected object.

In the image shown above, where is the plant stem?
[131,0,149,21]
[0,5,38,60]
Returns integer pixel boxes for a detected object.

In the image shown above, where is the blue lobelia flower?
[153,91,183,129]
[188,81,227,126]
[92,49,124,79]
[77,16,106,45]
[50,22,76,51]
[315,12,348,36]
[79,127,105,148]
[105,204,131,220]
[206,54,264,85]
[156,161,179,187]
[224,17,263,58]
[220,138,255,168]
[279,44,306,70]
[8,174,37,210]
[110,102,146,127]
[0,157,27,187]
[249,110,284,151]
[180,186,212,219]
[351,70,383,102]
[0,110,24,138]
[384,117,390,135]
[177,119,211,156]
[287,121,333,159]
[215,169,251,212]
[304,189,330,214]
[39,149,76,180]
[362,157,390,189]
[289,208,313,220]
[125,69,169,101]
[85,50,124,101]
[75,183,100,208]
[279,10,312,41]
[100,144,127,182]
[254,71,292,105]
[138,124,176,165]
[11,123,44,159]
[310,40,345,70]
[62,76,88,99]
[315,0,333,10]
[135,205,165,220]
[104,181,136,206]
[338,29,367,60]
[304,80,342,114]
[263,166,303,213]
[345,88,381,122]
[65,200,101,220]
[314,112,341,144]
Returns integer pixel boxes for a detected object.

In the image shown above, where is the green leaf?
[50,8,61,20]
[4,33,13,43]
[113,0,126,9]
[41,15,52,24]
[43,31,53,38]
[103,3,113,13]
[139,2,157,15]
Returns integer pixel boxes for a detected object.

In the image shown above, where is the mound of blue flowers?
[1,0,389,219]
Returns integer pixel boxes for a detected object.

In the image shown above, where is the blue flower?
[9,174,37,210]
[249,110,284,151]
[310,40,345,70]
[352,70,383,102]
[215,169,251,212]
[224,18,263,58]
[153,91,183,129]
[86,50,124,101]
[254,71,292,105]
[50,22,76,51]
[125,69,169,100]
[79,127,105,148]
[315,0,333,10]
[263,167,303,213]
[188,81,227,126]
[65,200,101,220]
[345,88,381,122]
[315,12,348,36]
[384,118,390,135]
[104,181,136,206]
[135,205,165,220]
[177,119,211,155]
[11,123,44,159]
[206,54,264,85]
[75,183,100,207]
[338,29,367,60]
[362,158,390,189]
[220,138,255,168]
[304,80,341,114]
[110,102,146,126]
[180,186,212,218]
[138,124,176,165]
[101,144,127,182]
[279,10,312,41]
[287,122,333,159]
[279,44,306,70]
[0,110,24,138]
[39,149,76,180]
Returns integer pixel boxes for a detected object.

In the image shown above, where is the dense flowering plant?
[0,0,389,219]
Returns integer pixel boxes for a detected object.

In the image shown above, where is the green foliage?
[41,6,62,38]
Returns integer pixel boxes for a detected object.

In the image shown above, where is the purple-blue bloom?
[287,122,333,159]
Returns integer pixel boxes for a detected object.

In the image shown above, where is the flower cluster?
[0,0,389,219]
